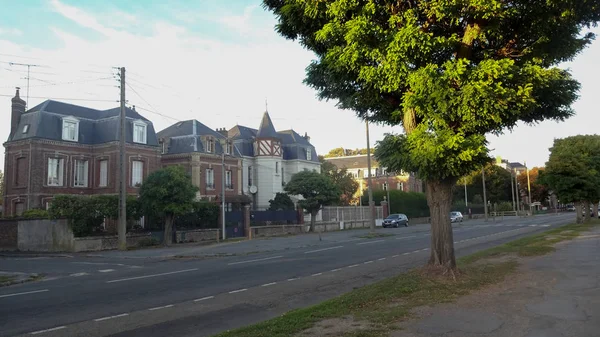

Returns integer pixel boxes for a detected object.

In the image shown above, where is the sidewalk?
[392,227,600,337]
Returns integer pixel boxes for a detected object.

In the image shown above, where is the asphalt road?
[0,213,574,337]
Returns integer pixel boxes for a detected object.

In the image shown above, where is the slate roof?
[157,120,241,156]
[7,100,159,146]
[324,155,380,169]
[256,112,279,139]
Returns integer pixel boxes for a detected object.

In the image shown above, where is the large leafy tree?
[269,192,295,211]
[264,0,598,272]
[321,160,359,205]
[517,167,549,206]
[284,170,340,231]
[540,135,600,223]
[454,164,512,205]
[139,166,198,245]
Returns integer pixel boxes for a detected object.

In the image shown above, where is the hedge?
[362,190,429,218]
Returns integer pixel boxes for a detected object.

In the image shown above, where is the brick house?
[2,89,161,216]
[158,120,245,209]
[324,154,423,197]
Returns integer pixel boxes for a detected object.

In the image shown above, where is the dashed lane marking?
[193,296,214,302]
[228,256,284,265]
[304,246,343,254]
[261,282,277,287]
[148,304,174,311]
[357,240,386,245]
[98,269,115,273]
[30,326,66,335]
[0,289,49,299]
[106,268,198,283]
[229,288,248,294]
[94,313,129,322]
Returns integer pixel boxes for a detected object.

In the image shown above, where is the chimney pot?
[11,87,26,138]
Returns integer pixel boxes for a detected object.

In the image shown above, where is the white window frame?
[22,124,29,133]
[99,160,108,187]
[47,158,64,186]
[73,159,89,187]
[226,142,233,155]
[226,170,232,189]
[206,138,214,153]
[206,168,215,189]
[133,120,147,144]
[131,160,144,187]
[62,116,79,142]
[306,148,312,161]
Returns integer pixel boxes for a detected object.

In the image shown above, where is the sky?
[0,0,599,171]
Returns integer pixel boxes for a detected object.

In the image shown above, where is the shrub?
[173,201,220,229]
[21,208,49,219]
[363,190,429,218]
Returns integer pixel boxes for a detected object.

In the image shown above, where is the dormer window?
[133,120,147,144]
[226,141,233,155]
[306,148,312,161]
[62,116,79,142]
[206,137,214,153]
[22,124,29,134]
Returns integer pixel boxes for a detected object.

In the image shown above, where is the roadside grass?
[0,276,16,285]
[214,221,597,337]
[357,233,396,239]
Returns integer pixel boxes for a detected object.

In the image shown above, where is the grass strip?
[214,221,597,337]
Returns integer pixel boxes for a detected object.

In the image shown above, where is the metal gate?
[225,211,245,238]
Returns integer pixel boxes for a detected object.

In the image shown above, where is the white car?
[450,211,464,223]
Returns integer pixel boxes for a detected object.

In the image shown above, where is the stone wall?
[0,220,18,250]
[250,225,304,238]
[17,219,74,252]
[175,228,220,243]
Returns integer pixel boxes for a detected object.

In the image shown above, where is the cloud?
[217,4,259,35]
[49,0,118,37]
[0,27,23,36]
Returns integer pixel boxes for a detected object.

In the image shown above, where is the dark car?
[383,213,409,228]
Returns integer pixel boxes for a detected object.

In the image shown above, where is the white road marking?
[541,225,550,227]
[287,278,299,281]
[304,246,343,254]
[396,235,416,240]
[364,261,374,264]
[193,296,214,302]
[339,238,361,243]
[392,254,399,258]
[30,326,66,335]
[261,282,277,287]
[402,252,410,255]
[98,269,115,273]
[227,256,283,265]
[0,289,49,299]
[330,268,342,272]
[70,272,89,277]
[229,288,247,294]
[357,239,385,245]
[148,304,174,311]
[377,257,386,261]
[311,272,323,276]
[348,264,359,268]
[94,313,129,322]
[106,268,198,283]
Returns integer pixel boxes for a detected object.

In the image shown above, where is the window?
[15,157,26,186]
[306,148,312,161]
[226,142,233,155]
[133,121,147,144]
[383,182,388,191]
[275,162,279,174]
[74,160,89,187]
[226,170,232,189]
[22,124,29,133]
[62,117,78,141]
[206,138,214,153]
[206,168,215,189]
[99,160,108,187]
[281,167,285,186]
[248,166,253,186]
[15,202,24,216]
[47,158,64,186]
[131,160,143,186]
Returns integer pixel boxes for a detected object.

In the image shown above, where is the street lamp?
[219,138,227,241]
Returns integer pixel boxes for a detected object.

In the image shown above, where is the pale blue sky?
[1,0,598,171]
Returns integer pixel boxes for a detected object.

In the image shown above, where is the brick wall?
[0,220,18,250]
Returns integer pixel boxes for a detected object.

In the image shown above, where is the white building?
[227,111,320,209]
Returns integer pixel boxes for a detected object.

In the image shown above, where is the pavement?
[392,227,600,337]
[0,213,576,337]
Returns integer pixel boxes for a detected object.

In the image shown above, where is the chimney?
[217,127,228,138]
[11,87,26,137]
[304,132,310,143]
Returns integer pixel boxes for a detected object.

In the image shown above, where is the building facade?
[2,89,161,216]
[227,111,320,209]
[157,120,243,205]
[324,154,423,198]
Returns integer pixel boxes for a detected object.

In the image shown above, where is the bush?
[496,202,514,212]
[173,201,220,229]
[363,190,429,218]
[21,209,49,219]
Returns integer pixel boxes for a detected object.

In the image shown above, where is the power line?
[0,94,118,103]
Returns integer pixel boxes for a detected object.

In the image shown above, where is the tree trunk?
[164,213,174,246]
[584,201,592,223]
[425,179,457,272]
[575,202,583,224]
[309,210,317,232]
[593,202,599,219]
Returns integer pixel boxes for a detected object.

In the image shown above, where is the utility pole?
[526,162,533,216]
[9,62,40,110]
[385,172,391,215]
[464,178,468,206]
[118,67,127,250]
[510,170,516,211]
[514,169,520,213]
[365,119,376,232]
[221,146,226,241]
[482,167,488,221]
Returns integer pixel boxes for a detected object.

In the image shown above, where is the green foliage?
[517,167,549,205]
[321,161,359,205]
[20,208,49,219]
[139,166,198,218]
[265,0,596,177]
[284,170,340,214]
[541,135,600,204]
[453,164,513,204]
[174,201,220,229]
[269,192,295,211]
[324,147,371,158]
[363,190,429,218]
[496,202,514,212]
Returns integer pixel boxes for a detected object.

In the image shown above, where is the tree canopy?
[139,166,198,245]
[517,167,549,205]
[324,147,371,158]
[321,160,359,205]
[269,192,295,211]
[264,0,599,270]
[284,170,340,231]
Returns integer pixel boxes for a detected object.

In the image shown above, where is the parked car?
[450,211,463,223]
[566,205,576,212]
[383,214,409,228]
